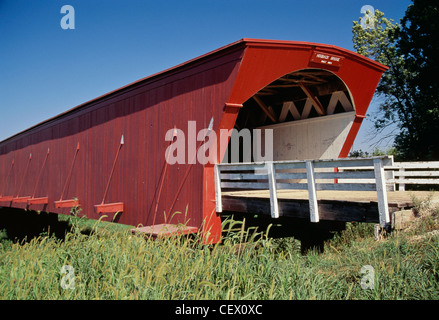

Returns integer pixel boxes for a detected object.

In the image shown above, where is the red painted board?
[94,202,124,214]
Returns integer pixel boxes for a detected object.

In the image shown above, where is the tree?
[349,147,399,158]
[397,0,439,160]
[352,1,439,160]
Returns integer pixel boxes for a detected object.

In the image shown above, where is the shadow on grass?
[0,207,135,245]
[1,206,347,255]
[0,207,73,243]
[220,211,347,254]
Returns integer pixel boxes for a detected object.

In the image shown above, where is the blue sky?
[0,0,411,151]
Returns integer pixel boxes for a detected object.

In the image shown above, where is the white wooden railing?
[338,161,439,191]
[390,162,439,191]
[214,156,394,228]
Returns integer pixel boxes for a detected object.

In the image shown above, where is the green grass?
[0,206,438,300]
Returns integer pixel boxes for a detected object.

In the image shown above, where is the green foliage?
[349,147,399,159]
[1,211,438,300]
[69,198,82,218]
[352,1,439,160]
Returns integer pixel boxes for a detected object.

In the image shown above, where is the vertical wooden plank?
[267,162,279,218]
[214,164,222,213]
[399,167,406,191]
[306,160,319,222]
[374,158,390,227]
[203,165,223,244]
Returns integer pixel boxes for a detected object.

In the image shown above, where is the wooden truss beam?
[327,91,354,114]
[253,95,277,123]
[298,83,325,116]
[279,101,301,121]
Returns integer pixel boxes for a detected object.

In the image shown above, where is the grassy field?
[0,200,438,300]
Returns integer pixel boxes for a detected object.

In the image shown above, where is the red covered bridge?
[0,39,387,243]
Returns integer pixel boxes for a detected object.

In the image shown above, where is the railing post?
[306,160,319,223]
[399,167,405,191]
[267,162,279,218]
[214,164,222,213]
[374,158,390,228]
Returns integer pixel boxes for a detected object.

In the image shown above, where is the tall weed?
[0,211,438,299]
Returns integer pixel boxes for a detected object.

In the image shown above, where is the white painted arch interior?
[224,68,356,163]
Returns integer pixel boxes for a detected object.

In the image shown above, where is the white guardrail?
[390,162,439,191]
[214,156,394,228]
[337,161,439,191]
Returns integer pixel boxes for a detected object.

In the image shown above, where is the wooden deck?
[221,190,438,224]
[130,224,199,239]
